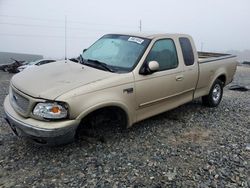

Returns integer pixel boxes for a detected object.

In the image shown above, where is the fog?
[0,0,249,58]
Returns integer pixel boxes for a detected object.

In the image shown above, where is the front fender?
[58,82,137,127]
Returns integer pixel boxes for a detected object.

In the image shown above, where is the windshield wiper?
[85,59,114,72]
[79,55,114,72]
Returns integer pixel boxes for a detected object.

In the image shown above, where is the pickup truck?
[4,33,237,145]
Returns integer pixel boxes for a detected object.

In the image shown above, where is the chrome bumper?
[4,95,79,145]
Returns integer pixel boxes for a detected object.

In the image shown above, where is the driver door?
[134,38,185,122]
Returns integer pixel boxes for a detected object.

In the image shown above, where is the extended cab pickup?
[4,33,237,145]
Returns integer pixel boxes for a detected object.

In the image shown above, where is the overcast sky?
[0,0,249,58]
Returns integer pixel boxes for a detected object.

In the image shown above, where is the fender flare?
[207,68,227,93]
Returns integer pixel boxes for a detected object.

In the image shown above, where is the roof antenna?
[139,19,142,32]
[64,15,67,63]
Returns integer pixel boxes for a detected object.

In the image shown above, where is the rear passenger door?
[135,38,185,122]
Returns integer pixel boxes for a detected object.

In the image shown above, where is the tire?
[202,79,223,107]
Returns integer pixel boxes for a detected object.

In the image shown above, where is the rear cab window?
[179,37,195,66]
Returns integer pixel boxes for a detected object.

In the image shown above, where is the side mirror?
[139,61,159,75]
[148,61,159,72]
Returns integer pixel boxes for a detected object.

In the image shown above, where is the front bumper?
[4,95,80,145]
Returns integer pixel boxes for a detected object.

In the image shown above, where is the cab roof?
[107,33,190,39]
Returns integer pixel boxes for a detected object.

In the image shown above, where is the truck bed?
[198,51,236,63]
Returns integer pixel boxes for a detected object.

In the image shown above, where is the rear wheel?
[202,79,223,107]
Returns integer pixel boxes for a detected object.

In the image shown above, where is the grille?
[11,88,29,113]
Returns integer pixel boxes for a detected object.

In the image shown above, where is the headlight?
[33,102,68,120]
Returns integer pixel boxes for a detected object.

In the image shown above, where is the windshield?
[82,34,151,72]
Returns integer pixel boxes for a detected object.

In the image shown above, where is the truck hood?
[11,60,114,100]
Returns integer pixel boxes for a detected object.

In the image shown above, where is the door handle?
[176,75,184,81]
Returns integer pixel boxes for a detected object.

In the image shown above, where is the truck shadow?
[0,97,224,169]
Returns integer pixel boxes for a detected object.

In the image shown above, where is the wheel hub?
[212,84,221,102]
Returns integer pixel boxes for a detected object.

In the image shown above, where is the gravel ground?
[0,66,249,188]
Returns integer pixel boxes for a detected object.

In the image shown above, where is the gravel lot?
[0,66,249,187]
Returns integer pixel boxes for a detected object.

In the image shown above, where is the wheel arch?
[76,102,132,128]
[216,74,226,86]
[208,72,227,92]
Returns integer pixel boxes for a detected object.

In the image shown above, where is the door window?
[146,39,178,71]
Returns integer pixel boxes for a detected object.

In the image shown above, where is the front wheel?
[202,79,223,107]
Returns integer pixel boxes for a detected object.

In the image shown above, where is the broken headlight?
[33,102,68,120]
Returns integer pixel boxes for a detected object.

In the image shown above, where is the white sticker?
[128,37,144,44]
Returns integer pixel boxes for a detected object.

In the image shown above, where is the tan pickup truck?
[4,33,237,145]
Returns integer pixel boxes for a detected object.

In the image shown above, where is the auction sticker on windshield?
[128,37,144,44]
